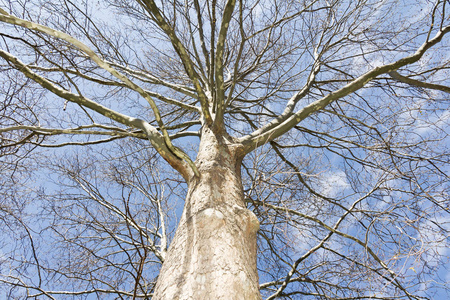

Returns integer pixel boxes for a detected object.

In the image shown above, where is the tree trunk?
[153,127,261,299]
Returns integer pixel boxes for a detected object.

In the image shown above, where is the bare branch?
[239,25,450,154]
[389,70,450,93]
[0,49,192,179]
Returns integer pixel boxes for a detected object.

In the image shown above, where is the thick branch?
[0,11,199,178]
[0,124,144,137]
[137,0,213,125]
[0,49,192,179]
[213,0,236,129]
[239,25,450,154]
[389,70,450,93]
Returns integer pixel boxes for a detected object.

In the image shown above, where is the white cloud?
[415,109,450,136]
[318,171,350,198]
[418,215,450,268]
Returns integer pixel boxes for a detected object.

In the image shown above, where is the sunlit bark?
[154,126,260,299]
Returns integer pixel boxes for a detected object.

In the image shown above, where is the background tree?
[0,0,449,299]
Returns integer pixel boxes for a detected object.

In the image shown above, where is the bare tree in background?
[0,0,449,299]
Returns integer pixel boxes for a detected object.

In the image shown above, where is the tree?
[0,0,449,298]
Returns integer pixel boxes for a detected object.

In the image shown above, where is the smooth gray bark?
[153,127,261,299]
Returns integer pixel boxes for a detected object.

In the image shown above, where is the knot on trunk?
[232,204,260,234]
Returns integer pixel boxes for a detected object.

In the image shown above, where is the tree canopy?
[0,0,449,299]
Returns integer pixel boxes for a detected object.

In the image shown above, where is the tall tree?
[1,0,449,299]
